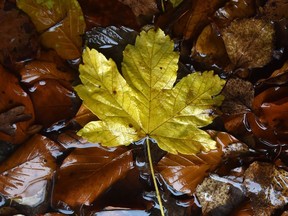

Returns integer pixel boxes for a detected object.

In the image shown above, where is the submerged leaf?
[75,28,225,155]
[17,0,86,60]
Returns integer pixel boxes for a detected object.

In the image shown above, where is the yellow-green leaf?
[169,0,183,7]
[17,0,85,60]
[75,28,225,155]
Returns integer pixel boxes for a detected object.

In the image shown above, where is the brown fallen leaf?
[262,0,288,21]
[52,145,134,209]
[0,8,39,71]
[256,60,288,86]
[213,0,257,28]
[0,106,31,136]
[192,24,230,69]
[0,134,63,207]
[0,65,35,144]
[77,0,139,31]
[247,86,288,144]
[72,104,98,127]
[117,0,158,17]
[157,131,245,195]
[156,0,225,39]
[183,0,226,39]
[222,18,275,69]
[20,61,80,127]
[20,61,75,85]
[221,78,254,115]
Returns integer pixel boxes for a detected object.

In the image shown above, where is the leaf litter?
[0,0,288,215]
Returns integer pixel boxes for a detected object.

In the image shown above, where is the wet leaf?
[0,66,35,144]
[52,145,133,208]
[0,134,63,206]
[77,0,139,31]
[75,28,225,154]
[16,0,86,60]
[0,8,39,71]
[196,175,245,215]
[222,18,275,69]
[183,0,225,39]
[157,131,244,195]
[192,24,230,69]
[256,60,288,86]
[72,104,98,127]
[247,86,288,144]
[213,0,257,27]
[244,161,288,216]
[221,78,254,115]
[85,26,138,68]
[118,0,158,16]
[20,61,75,84]
[20,61,80,127]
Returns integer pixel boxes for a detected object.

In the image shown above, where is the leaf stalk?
[146,137,165,216]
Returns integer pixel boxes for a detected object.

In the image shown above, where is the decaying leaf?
[221,78,254,115]
[118,0,158,16]
[213,0,257,27]
[244,161,288,216]
[0,66,35,144]
[75,28,225,155]
[222,18,275,69]
[0,8,39,71]
[183,0,226,39]
[17,0,86,60]
[0,106,31,136]
[263,0,288,21]
[52,145,133,208]
[196,175,245,215]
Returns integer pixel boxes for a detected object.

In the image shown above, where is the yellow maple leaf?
[75,28,225,155]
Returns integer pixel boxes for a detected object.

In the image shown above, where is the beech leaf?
[0,135,62,206]
[157,131,242,195]
[75,28,225,155]
[16,0,86,60]
[52,145,133,207]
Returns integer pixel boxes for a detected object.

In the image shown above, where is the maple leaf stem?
[146,137,165,216]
